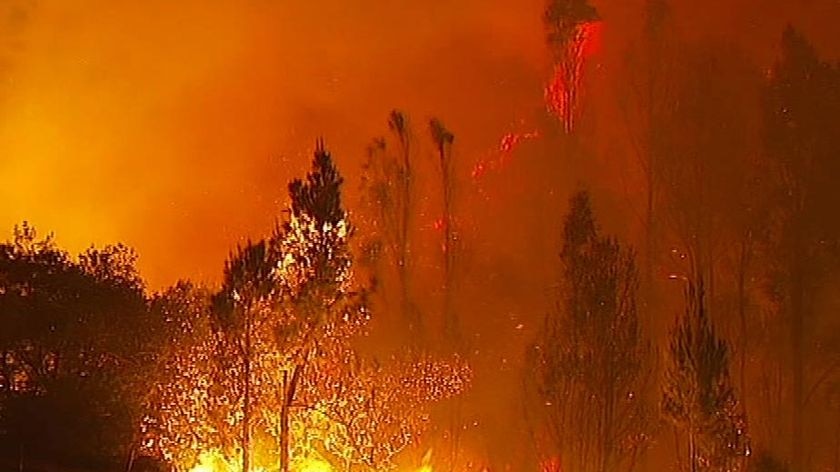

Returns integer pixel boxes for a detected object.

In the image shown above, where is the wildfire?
[296,456,333,472]
[188,450,260,472]
[416,449,434,472]
[185,448,434,472]
[471,129,540,180]
[544,21,601,132]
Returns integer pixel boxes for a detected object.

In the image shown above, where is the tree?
[214,239,277,472]
[619,0,676,294]
[662,281,749,472]
[530,191,653,472]
[142,141,469,472]
[139,282,238,470]
[429,118,458,343]
[0,223,151,470]
[300,346,470,471]
[207,140,367,472]
[362,111,419,338]
[762,26,840,471]
[544,0,599,132]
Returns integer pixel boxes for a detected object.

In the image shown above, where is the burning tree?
[529,191,653,472]
[141,141,470,472]
[544,0,599,133]
[662,281,750,472]
[140,282,239,469]
[301,347,470,470]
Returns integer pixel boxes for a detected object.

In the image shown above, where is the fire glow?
[544,21,602,132]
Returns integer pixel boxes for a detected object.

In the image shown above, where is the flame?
[499,131,539,153]
[186,450,274,472]
[415,448,434,472]
[188,450,239,472]
[297,456,333,472]
[471,129,540,180]
[544,21,602,132]
[539,456,562,472]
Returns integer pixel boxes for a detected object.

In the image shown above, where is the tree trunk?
[737,238,750,472]
[280,366,301,472]
[439,144,455,342]
[125,445,136,472]
[242,305,252,472]
[791,264,804,472]
[399,131,416,339]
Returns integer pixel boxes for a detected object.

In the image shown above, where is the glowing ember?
[499,131,540,153]
[471,130,539,180]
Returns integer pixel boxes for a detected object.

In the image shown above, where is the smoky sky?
[0,0,837,290]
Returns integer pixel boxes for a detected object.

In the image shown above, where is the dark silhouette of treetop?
[288,138,346,229]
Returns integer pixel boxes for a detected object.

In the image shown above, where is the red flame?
[471,130,540,180]
[540,456,563,472]
[544,21,602,132]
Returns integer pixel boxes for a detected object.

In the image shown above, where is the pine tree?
[662,281,749,472]
[531,191,652,472]
[762,26,840,470]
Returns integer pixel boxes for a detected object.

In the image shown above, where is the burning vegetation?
[1,0,840,472]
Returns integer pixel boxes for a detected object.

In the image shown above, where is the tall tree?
[211,140,367,472]
[429,118,458,343]
[762,26,840,471]
[143,142,469,472]
[530,191,653,472]
[620,0,676,295]
[657,44,760,302]
[544,0,599,132]
[213,239,276,472]
[362,111,418,338]
[662,282,750,472]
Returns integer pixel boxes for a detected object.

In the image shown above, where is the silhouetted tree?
[0,223,150,470]
[530,191,653,472]
[662,281,749,472]
[620,0,676,295]
[762,26,840,471]
[429,118,458,343]
[362,110,419,338]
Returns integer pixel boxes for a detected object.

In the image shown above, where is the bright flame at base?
[185,448,439,472]
[297,457,333,472]
[187,450,270,472]
[416,449,433,472]
[189,450,239,472]
[186,450,331,472]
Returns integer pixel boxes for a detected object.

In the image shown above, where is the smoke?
[0,0,549,288]
[1,0,840,468]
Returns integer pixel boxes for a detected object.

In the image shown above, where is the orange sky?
[0,0,554,289]
[1,0,838,290]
